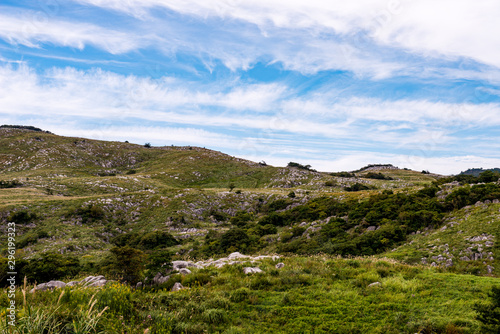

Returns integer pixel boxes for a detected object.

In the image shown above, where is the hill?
[460,168,500,177]
[1,127,499,333]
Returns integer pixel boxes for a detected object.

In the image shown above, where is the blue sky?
[1,0,500,174]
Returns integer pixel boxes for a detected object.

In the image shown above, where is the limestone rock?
[243,267,263,274]
[171,282,184,292]
[368,282,382,288]
[228,252,250,260]
[275,263,285,269]
[30,280,66,293]
[179,268,191,275]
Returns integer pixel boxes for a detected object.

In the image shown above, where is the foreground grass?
[1,256,498,333]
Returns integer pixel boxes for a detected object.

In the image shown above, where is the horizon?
[1,1,500,174]
[2,124,498,176]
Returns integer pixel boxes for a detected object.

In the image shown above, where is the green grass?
[1,256,498,333]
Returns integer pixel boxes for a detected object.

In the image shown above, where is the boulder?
[172,261,199,271]
[30,280,66,293]
[243,267,263,274]
[275,263,285,269]
[368,282,382,288]
[87,279,108,287]
[136,282,143,289]
[171,282,184,292]
[179,268,191,275]
[228,252,250,260]
[153,273,170,285]
[66,281,80,287]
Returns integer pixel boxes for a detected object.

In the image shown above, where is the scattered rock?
[171,282,184,292]
[179,268,191,275]
[243,267,263,274]
[172,261,200,271]
[136,282,143,289]
[275,263,285,269]
[228,252,250,260]
[30,280,66,293]
[487,265,495,274]
[368,282,381,287]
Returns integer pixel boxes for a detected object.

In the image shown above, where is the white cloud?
[0,10,143,54]
[75,0,500,70]
[1,63,499,175]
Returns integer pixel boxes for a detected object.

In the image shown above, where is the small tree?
[104,246,146,285]
[144,142,151,148]
[228,182,235,192]
[146,250,172,278]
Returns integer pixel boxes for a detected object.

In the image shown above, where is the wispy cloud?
[75,0,500,69]
[1,62,499,174]
[0,8,144,54]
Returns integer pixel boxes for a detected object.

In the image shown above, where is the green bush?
[7,210,37,224]
[475,286,500,333]
[101,246,146,284]
[21,253,80,283]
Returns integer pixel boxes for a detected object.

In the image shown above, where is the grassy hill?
[1,127,499,333]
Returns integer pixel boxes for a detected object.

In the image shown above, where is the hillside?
[1,127,499,333]
[460,168,500,177]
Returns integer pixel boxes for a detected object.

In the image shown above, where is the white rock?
[179,268,191,275]
[275,263,285,269]
[368,282,382,288]
[171,282,184,291]
[243,267,263,274]
[228,252,250,260]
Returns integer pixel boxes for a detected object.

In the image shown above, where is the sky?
[1,1,500,174]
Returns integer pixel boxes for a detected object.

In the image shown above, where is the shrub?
[146,250,172,278]
[7,210,37,224]
[475,286,500,333]
[230,288,250,302]
[102,246,146,284]
[345,183,371,192]
[0,180,22,188]
[139,231,178,250]
[22,253,80,283]
[363,172,393,180]
[202,309,228,325]
[219,228,249,252]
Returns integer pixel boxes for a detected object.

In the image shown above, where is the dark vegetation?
[438,170,500,185]
[0,124,52,133]
[475,285,500,333]
[330,171,356,177]
[194,181,500,258]
[0,180,22,188]
[287,162,316,171]
[363,172,393,180]
[461,167,500,177]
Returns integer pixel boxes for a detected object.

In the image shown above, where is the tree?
[104,246,146,284]
[478,170,499,183]
[144,142,151,148]
[146,250,172,278]
[228,182,235,192]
